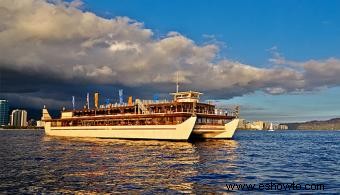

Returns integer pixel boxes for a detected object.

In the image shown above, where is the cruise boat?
[42,91,239,141]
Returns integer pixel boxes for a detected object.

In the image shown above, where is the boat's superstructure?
[42,91,239,141]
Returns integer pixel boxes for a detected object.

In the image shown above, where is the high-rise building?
[10,109,28,127]
[0,100,9,126]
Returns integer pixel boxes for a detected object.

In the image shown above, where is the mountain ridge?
[284,117,340,130]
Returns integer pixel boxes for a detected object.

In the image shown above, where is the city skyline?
[1,0,340,122]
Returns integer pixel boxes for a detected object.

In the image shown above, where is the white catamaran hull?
[192,119,239,139]
[44,118,239,140]
[45,117,197,140]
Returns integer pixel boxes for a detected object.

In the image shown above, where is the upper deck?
[49,91,236,122]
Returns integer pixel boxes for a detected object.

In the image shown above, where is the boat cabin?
[170,91,202,103]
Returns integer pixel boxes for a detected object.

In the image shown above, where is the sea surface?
[0,130,339,194]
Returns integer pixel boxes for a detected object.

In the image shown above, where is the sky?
[0,0,340,122]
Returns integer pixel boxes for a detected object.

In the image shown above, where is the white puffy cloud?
[303,58,340,89]
[1,0,340,109]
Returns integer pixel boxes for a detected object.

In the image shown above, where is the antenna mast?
[176,71,179,93]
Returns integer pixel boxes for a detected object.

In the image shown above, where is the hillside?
[284,118,340,130]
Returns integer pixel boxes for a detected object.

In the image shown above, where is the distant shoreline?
[0,129,43,131]
[237,128,340,131]
[0,126,43,130]
[283,117,340,130]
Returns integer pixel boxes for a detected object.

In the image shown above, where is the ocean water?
[0,130,339,194]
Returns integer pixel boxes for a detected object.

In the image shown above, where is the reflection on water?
[0,130,339,193]
[39,137,239,193]
[189,140,240,193]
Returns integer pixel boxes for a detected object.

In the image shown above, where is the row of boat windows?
[52,117,186,127]
[51,118,228,127]
[73,105,218,117]
[196,118,228,125]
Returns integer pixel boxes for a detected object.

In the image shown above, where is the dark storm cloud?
[1,0,340,110]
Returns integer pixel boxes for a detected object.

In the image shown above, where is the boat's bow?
[192,119,239,139]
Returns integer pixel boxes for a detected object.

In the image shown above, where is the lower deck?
[44,117,240,140]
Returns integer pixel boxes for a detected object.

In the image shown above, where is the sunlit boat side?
[42,91,239,141]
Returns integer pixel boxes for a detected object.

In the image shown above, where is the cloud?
[1,93,70,109]
[267,46,301,68]
[268,47,340,91]
[1,0,340,109]
[303,58,340,89]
